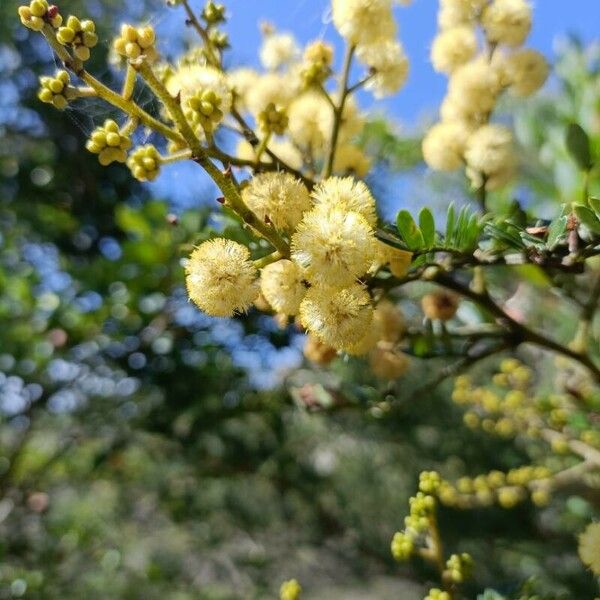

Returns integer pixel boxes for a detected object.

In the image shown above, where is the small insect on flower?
[185,239,259,317]
[243,172,311,232]
[299,283,373,351]
[292,207,376,288]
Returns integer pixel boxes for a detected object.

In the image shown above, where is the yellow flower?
[333,145,372,178]
[356,39,409,98]
[260,259,306,315]
[185,239,259,317]
[242,172,311,231]
[280,579,302,600]
[430,26,477,74]
[437,0,487,30]
[246,73,298,117]
[579,522,600,575]
[227,67,259,112]
[447,58,501,118]
[504,49,549,97]
[291,206,376,288]
[311,176,377,228]
[299,283,373,350]
[464,124,515,190]
[422,121,470,171]
[482,0,532,48]
[332,0,396,46]
[260,32,300,71]
[287,91,331,154]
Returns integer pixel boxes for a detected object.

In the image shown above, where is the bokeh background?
[1,1,600,598]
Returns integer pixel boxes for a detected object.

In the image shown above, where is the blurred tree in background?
[1,1,599,599]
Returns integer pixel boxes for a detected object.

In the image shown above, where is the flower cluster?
[56,15,98,61]
[423,0,548,191]
[85,119,132,166]
[112,24,158,62]
[18,0,62,31]
[37,70,71,110]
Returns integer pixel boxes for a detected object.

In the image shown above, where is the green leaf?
[418,208,435,248]
[589,197,600,218]
[116,205,152,238]
[396,210,424,250]
[547,215,568,248]
[566,123,593,171]
[575,205,600,234]
[445,203,455,244]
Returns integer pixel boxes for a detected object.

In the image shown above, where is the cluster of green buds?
[201,1,225,25]
[85,119,132,166]
[419,470,442,495]
[38,70,71,110]
[434,465,552,510]
[405,491,436,533]
[113,24,158,62]
[258,103,288,136]
[208,28,229,50]
[301,40,333,88]
[185,89,224,136]
[390,531,414,561]
[445,553,474,583]
[56,15,98,61]
[18,0,62,31]
[279,579,301,600]
[424,588,451,600]
[127,145,161,182]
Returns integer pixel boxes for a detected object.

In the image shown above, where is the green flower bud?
[113,24,159,63]
[86,119,131,166]
[257,102,288,135]
[18,0,59,31]
[38,70,71,110]
[185,88,224,135]
[57,15,97,61]
[201,1,226,25]
[127,145,161,181]
[391,531,414,561]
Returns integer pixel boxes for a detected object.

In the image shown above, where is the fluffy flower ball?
[186,239,258,317]
[504,49,549,97]
[481,0,532,47]
[260,32,300,71]
[332,0,396,47]
[242,172,311,231]
[299,283,374,350]
[311,177,378,228]
[464,124,515,190]
[291,206,376,288]
[356,40,409,99]
[422,121,471,171]
[430,26,477,73]
[578,522,600,575]
[447,59,501,118]
[437,0,487,30]
[260,259,306,315]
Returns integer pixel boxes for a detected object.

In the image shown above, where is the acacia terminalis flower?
[504,49,549,97]
[447,58,501,118]
[85,119,132,166]
[18,0,62,31]
[126,145,161,181]
[112,24,158,62]
[260,259,306,315]
[437,0,487,30]
[333,145,371,179]
[391,531,414,561]
[578,522,600,575]
[38,70,71,110]
[186,239,259,317]
[299,283,373,350]
[56,15,98,61]
[311,177,377,228]
[291,207,376,288]
[166,65,232,113]
[481,0,532,48]
[259,32,300,71]
[430,25,477,74]
[301,40,333,88]
[242,172,311,232]
[464,124,515,190]
[332,0,396,47]
[356,39,409,99]
[422,121,470,171]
